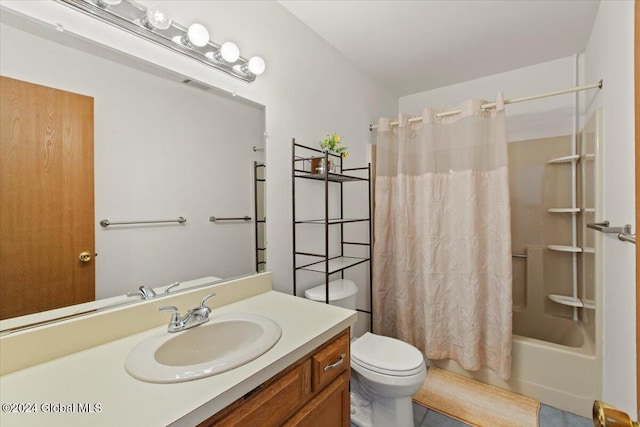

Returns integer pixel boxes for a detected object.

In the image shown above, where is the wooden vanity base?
[198,328,350,427]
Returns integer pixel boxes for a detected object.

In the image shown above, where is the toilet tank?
[304,279,357,310]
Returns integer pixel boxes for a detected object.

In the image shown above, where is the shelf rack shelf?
[547,208,581,213]
[292,139,373,331]
[297,256,370,274]
[295,218,369,225]
[293,170,368,183]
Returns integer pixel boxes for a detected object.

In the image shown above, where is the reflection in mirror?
[254,160,267,273]
[0,9,266,331]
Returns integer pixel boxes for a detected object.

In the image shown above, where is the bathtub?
[429,310,597,418]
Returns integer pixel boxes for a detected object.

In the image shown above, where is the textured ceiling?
[279,0,600,96]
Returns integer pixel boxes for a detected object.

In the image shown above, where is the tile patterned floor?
[352,402,593,427]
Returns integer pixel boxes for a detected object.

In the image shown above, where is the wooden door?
[0,76,95,320]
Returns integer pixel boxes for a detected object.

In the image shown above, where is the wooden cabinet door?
[200,360,312,427]
[283,371,350,427]
[0,76,95,319]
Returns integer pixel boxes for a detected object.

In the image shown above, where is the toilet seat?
[351,332,425,377]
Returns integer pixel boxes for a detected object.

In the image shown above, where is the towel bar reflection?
[209,216,252,222]
[618,233,636,244]
[100,217,187,227]
[587,221,635,244]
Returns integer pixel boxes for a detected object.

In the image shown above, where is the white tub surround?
[0,276,357,426]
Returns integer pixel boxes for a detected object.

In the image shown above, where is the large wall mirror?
[0,8,266,330]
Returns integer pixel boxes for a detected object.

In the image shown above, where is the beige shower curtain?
[373,95,513,380]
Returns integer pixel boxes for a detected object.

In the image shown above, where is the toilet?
[350,332,426,427]
[304,280,427,427]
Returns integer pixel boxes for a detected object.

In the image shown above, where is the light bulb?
[186,23,209,47]
[145,5,172,30]
[247,56,266,75]
[219,42,240,63]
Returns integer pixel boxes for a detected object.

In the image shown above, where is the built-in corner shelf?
[547,245,583,253]
[548,294,595,309]
[548,154,579,164]
[547,208,581,213]
[547,154,594,164]
[546,141,597,319]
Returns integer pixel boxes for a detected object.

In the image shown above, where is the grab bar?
[209,216,252,222]
[100,217,186,227]
[587,221,635,244]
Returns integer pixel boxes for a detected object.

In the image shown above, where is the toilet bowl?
[350,332,426,427]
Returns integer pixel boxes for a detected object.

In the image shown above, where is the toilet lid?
[351,333,425,376]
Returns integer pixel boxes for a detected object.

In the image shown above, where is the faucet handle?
[159,306,180,323]
[164,282,181,296]
[200,293,217,310]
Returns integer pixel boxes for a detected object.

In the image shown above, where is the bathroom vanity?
[0,273,356,426]
[200,329,350,426]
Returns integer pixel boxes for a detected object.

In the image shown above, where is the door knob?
[78,252,92,263]
[593,400,639,427]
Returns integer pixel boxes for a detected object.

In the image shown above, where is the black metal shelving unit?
[291,139,373,331]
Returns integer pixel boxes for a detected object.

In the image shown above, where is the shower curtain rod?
[368,79,603,130]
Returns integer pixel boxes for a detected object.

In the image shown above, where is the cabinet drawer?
[208,359,312,427]
[312,330,350,392]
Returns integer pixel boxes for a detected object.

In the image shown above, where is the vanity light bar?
[55,0,263,83]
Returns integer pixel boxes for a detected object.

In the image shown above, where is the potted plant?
[311,133,348,174]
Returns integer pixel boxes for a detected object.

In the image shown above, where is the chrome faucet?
[159,293,217,333]
[127,285,157,300]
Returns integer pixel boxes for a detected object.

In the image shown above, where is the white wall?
[0,22,265,298]
[583,0,636,416]
[0,1,397,315]
[400,55,579,142]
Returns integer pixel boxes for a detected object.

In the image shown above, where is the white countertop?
[0,291,357,427]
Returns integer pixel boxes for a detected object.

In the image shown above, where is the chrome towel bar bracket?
[587,221,635,244]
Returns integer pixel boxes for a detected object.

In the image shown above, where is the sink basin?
[125,313,281,383]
